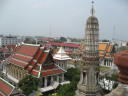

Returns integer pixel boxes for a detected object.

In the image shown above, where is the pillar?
[51,76,54,84]
[44,77,47,87]
[80,72,83,84]
[62,74,64,82]
[57,75,59,82]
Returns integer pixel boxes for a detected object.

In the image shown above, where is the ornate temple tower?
[76,1,101,96]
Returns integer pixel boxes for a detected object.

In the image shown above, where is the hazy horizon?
[0,0,128,40]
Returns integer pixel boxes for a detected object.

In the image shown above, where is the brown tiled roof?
[114,50,128,84]
[0,78,15,96]
[0,93,4,96]
[114,50,128,67]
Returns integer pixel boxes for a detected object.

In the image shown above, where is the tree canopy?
[49,68,80,96]
[59,37,67,43]
[18,75,39,95]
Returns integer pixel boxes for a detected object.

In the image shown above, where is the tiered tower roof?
[53,47,71,60]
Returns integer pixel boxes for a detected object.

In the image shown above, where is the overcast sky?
[0,0,128,40]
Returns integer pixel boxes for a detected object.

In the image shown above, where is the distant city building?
[37,37,55,44]
[0,35,21,47]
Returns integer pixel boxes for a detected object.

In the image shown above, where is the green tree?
[18,75,39,95]
[65,68,80,82]
[55,68,80,96]
[59,37,67,43]
[118,46,128,52]
[35,91,43,96]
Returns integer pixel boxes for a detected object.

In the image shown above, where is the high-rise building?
[76,1,101,96]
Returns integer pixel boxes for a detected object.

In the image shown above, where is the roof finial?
[91,0,95,16]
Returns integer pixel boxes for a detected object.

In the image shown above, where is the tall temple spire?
[75,1,102,96]
[91,0,95,16]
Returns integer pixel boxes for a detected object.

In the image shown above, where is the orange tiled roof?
[99,43,113,57]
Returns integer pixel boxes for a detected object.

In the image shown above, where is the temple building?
[79,42,115,68]
[76,1,102,96]
[1,43,70,93]
[99,42,116,68]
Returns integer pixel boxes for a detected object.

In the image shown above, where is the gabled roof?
[7,44,64,78]
[53,47,71,60]
[16,44,40,56]
[0,77,15,96]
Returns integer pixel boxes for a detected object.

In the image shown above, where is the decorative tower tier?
[53,47,71,70]
[76,1,101,96]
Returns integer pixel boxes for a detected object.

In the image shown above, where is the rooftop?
[114,50,128,84]
[53,47,72,60]
[7,44,64,78]
[0,77,15,96]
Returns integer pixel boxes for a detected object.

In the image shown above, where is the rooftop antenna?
[112,26,116,41]
[49,24,52,37]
